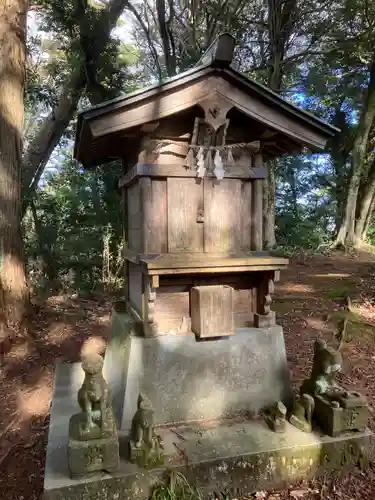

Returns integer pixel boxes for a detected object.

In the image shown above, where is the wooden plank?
[143,178,168,253]
[159,272,260,289]
[191,285,234,338]
[118,164,267,188]
[123,248,138,263]
[146,264,289,276]
[128,262,143,315]
[128,228,141,252]
[90,78,215,137]
[122,189,129,300]
[124,250,271,263]
[140,254,288,269]
[167,178,204,252]
[234,289,254,328]
[240,181,252,252]
[251,153,263,251]
[153,290,191,334]
[215,78,328,150]
[204,179,242,253]
[139,177,151,253]
[152,275,159,288]
[127,182,141,229]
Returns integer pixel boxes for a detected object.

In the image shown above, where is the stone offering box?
[314,393,369,437]
[43,35,372,500]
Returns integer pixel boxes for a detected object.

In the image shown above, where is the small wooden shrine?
[74,34,337,338]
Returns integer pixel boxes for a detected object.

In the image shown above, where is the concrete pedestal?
[43,363,372,499]
[110,312,293,431]
[43,312,372,499]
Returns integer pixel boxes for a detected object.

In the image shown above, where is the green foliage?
[326,280,357,300]
[24,154,124,295]
[151,471,203,500]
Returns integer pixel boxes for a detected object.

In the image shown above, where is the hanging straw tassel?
[214,150,225,180]
[226,146,235,166]
[196,147,206,178]
[205,149,214,172]
[184,147,196,169]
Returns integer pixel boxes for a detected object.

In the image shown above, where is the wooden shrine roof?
[74,33,339,167]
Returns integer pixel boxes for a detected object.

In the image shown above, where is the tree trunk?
[263,159,277,248]
[263,0,297,249]
[22,69,86,213]
[0,0,29,324]
[21,0,131,214]
[334,59,375,247]
[362,193,375,239]
[354,158,375,241]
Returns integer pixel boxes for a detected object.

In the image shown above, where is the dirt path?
[1,252,375,499]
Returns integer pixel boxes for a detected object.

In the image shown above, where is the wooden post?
[252,153,263,251]
[122,187,129,301]
[143,275,157,337]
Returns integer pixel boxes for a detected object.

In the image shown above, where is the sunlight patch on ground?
[18,375,52,418]
[305,317,329,332]
[313,273,352,278]
[352,304,375,326]
[7,342,33,362]
[277,283,315,293]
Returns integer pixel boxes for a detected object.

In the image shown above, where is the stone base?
[46,406,372,500]
[68,414,119,478]
[114,312,293,430]
[314,394,369,437]
[129,436,164,469]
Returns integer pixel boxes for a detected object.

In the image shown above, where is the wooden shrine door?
[167,177,252,254]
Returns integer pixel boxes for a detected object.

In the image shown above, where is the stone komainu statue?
[129,393,164,467]
[77,352,113,436]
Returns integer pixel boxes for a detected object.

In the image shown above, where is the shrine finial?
[196,33,236,68]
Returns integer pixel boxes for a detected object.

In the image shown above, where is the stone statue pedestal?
[129,436,164,469]
[314,393,369,437]
[68,411,119,478]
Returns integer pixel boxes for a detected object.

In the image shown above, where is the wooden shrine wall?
[152,274,259,335]
[125,175,264,255]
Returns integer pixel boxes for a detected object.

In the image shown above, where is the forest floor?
[1,251,375,500]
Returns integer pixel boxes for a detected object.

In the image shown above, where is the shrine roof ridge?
[74,33,339,166]
[75,33,339,137]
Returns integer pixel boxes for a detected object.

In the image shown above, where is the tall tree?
[0,0,29,324]
[22,0,135,214]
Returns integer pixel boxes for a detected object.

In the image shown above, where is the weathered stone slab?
[102,310,134,426]
[43,364,372,499]
[117,311,292,430]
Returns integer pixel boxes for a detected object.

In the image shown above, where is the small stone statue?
[289,393,315,433]
[77,352,113,439]
[68,353,119,478]
[300,339,345,399]
[296,339,368,437]
[264,401,287,433]
[129,393,164,468]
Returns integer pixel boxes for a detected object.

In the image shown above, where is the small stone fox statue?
[77,352,112,435]
[131,393,155,449]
